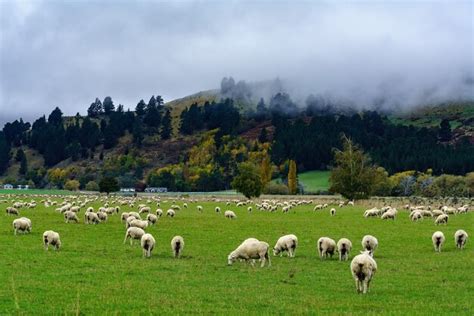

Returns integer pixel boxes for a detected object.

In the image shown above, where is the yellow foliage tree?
[287,160,297,194]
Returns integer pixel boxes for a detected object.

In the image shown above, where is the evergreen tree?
[144,98,161,128]
[135,100,146,116]
[103,96,115,114]
[287,160,298,194]
[0,132,11,174]
[160,108,172,140]
[258,127,268,143]
[19,154,28,175]
[87,98,103,117]
[15,148,25,162]
[438,119,451,141]
[132,120,144,146]
[255,98,267,122]
[99,176,119,193]
[231,162,263,199]
[48,107,63,126]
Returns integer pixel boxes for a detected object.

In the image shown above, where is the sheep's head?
[227,252,237,265]
[360,250,372,257]
[273,247,280,256]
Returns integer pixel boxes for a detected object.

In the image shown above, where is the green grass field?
[298,170,330,192]
[1,195,473,314]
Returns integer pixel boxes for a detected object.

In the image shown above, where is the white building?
[3,184,13,189]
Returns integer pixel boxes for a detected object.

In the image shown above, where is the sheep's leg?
[355,279,360,293]
[14,229,17,236]
[363,280,368,294]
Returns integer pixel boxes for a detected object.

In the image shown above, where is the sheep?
[84,211,100,224]
[183,203,188,209]
[381,208,397,220]
[364,208,379,218]
[147,214,158,225]
[410,211,423,221]
[70,206,80,213]
[432,231,445,252]
[124,227,145,246]
[227,238,271,267]
[454,229,468,249]
[13,218,32,235]
[215,206,221,213]
[97,211,108,222]
[317,237,337,259]
[171,235,185,258]
[128,219,149,230]
[361,235,378,256]
[64,210,79,223]
[247,206,252,212]
[156,209,163,217]
[314,204,324,211]
[139,206,151,214]
[435,214,449,225]
[121,212,130,222]
[330,208,336,216]
[43,230,61,250]
[337,238,353,261]
[141,233,156,258]
[128,212,141,220]
[167,209,175,217]
[350,250,378,294]
[348,201,355,206]
[197,205,203,212]
[273,234,298,257]
[224,210,236,219]
[6,207,19,215]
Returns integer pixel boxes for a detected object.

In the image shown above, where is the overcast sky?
[1,0,473,126]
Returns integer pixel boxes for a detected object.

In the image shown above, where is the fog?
[1,0,472,125]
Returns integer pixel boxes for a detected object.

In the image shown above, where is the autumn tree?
[287,160,297,194]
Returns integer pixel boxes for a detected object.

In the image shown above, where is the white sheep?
[128,212,141,220]
[197,205,203,212]
[156,209,163,217]
[361,235,378,256]
[215,206,221,213]
[435,214,449,225]
[317,237,337,259]
[432,231,445,252]
[224,210,236,219]
[330,208,336,216]
[13,217,32,235]
[364,208,380,218]
[273,234,298,257]
[141,233,156,258]
[97,211,108,222]
[454,229,468,249]
[139,206,151,214]
[247,206,252,212]
[410,211,423,221]
[124,227,145,246]
[171,235,185,258]
[121,212,130,222]
[228,238,271,267]
[84,211,100,224]
[337,238,353,261]
[350,250,377,294]
[381,208,397,220]
[6,207,19,215]
[64,210,79,223]
[43,230,61,250]
[147,214,158,225]
[167,209,176,217]
[128,219,149,230]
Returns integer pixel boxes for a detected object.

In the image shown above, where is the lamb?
[224,210,237,219]
[139,206,151,214]
[247,206,252,212]
[147,214,158,225]
[171,235,185,258]
[121,212,130,222]
[197,205,203,212]
[381,208,397,220]
[454,229,468,249]
[361,235,378,256]
[128,211,141,220]
[273,234,298,257]
[6,207,19,215]
[13,217,32,235]
[435,214,449,225]
[314,204,324,211]
[432,231,445,252]
[70,206,80,213]
[97,211,108,222]
[128,219,149,230]
[43,230,61,250]
[350,250,377,294]
[410,211,423,221]
[167,209,175,217]
[330,208,336,216]
[156,209,163,217]
[337,238,353,261]
[141,233,156,258]
[64,210,79,223]
[215,206,221,213]
[317,237,337,259]
[124,227,145,245]
[84,211,100,224]
[364,208,379,218]
[227,238,271,267]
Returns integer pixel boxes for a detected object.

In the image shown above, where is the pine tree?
[135,100,146,116]
[161,109,172,140]
[287,160,297,194]
[258,127,268,143]
[103,96,115,114]
[19,155,28,175]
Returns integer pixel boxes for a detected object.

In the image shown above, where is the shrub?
[64,179,80,191]
[85,181,99,191]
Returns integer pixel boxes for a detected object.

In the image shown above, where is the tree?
[260,155,272,186]
[287,160,298,194]
[132,120,144,146]
[48,107,63,126]
[231,162,263,199]
[161,109,172,139]
[64,179,80,191]
[0,132,11,174]
[329,135,379,200]
[19,154,28,175]
[438,119,451,141]
[99,177,119,193]
[85,181,99,191]
[87,98,103,117]
[103,96,115,114]
[258,127,268,143]
[135,100,146,116]
[15,148,25,162]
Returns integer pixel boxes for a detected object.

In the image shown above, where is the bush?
[263,182,289,195]
[64,180,80,191]
[85,181,99,191]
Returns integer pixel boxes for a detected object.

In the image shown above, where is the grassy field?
[298,170,330,192]
[0,195,473,314]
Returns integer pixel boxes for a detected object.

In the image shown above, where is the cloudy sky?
[0,0,473,126]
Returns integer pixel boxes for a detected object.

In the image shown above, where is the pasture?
[1,194,473,314]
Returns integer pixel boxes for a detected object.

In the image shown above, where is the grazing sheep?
[364,208,380,218]
[139,206,151,214]
[361,235,378,256]
[215,206,221,213]
[97,211,108,222]
[43,230,61,250]
[432,231,445,252]
[167,209,175,217]
[317,237,337,259]
[314,204,324,211]
[410,211,423,221]
[121,212,130,222]
[128,212,141,220]
[84,211,100,224]
[273,234,298,257]
[381,208,397,220]
[228,238,271,267]
[435,214,449,225]
[6,207,19,215]
[64,210,79,223]
[70,206,80,213]
[330,208,336,216]
[128,219,149,230]
[197,205,203,212]
[183,203,188,209]
[171,235,185,258]
[124,227,145,246]
[156,209,163,217]
[13,218,32,235]
[147,214,158,225]
[247,206,252,212]
[337,238,353,261]
[141,233,156,258]
[454,229,468,249]
[350,250,377,294]
[224,210,236,219]
[348,201,355,206]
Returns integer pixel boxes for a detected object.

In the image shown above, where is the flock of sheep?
[3,194,472,294]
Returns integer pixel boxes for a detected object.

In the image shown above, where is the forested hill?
[0,82,473,191]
